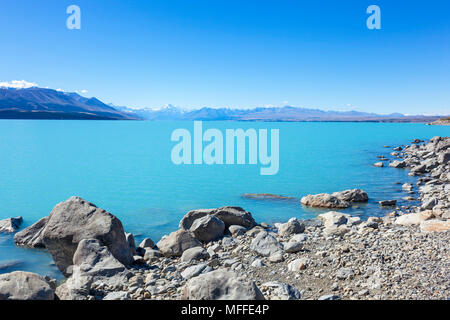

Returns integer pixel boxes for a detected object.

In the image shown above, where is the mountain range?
[0,86,446,122]
[117,105,444,123]
[0,87,137,120]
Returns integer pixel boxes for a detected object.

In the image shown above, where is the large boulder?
[212,207,256,228]
[56,239,130,300]
[250,231,283,257]
[190,215,225,242]
[179,207,257,231]
[72,239,127,276]
[157,229,201,257]
[14,217,48,248]
[41,197,133,277]
[0,216,23,233]
[179,209,214,230]
[183,269,265,300]
[300,194,349,209]
[0,271,54,300]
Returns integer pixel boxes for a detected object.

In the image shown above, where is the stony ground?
[107,136,450,301]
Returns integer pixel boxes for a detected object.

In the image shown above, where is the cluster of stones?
[0,136,448,300]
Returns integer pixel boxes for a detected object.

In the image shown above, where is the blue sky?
[0,0,449,114]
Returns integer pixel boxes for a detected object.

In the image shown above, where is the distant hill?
[117,105,445,123]
[0,87,139,120]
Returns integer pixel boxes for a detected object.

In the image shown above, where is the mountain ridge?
[0,87,138,120]
[117,105,445,123]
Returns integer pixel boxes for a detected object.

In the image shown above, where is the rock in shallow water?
[14,217,48,248]
[0,216,23,233]
[301,189,368,209]
[41,196,133,277]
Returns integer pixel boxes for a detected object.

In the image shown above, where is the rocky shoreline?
[0,136,449,300]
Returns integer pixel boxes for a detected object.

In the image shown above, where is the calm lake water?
[0,120,448,279]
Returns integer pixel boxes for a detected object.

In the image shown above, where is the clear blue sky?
[0,0,449,114]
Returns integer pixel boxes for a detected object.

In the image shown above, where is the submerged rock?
[242,194,297,201]
[379,200,397,207]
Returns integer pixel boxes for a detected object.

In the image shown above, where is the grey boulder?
[0,271,54,300]
[157,229,202,257]
[41,197,133,277]
[56,239,130,300]
[190,215,225,242]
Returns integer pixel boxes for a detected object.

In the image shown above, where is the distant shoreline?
[0,115,443,123]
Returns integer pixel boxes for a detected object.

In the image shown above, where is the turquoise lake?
[0,120,448,279]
